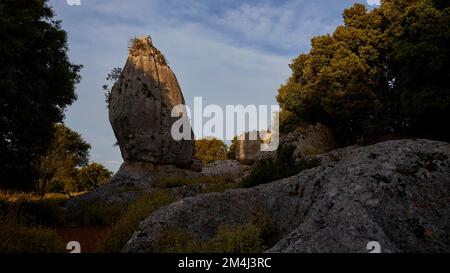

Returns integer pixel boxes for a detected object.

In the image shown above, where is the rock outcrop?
[66,36,200,211]
[123,139,450,253]
[109,36,195,167]
[201,160,251,177]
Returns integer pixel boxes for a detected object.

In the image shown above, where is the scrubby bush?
[98,189,176,252]
[242,145,320,188]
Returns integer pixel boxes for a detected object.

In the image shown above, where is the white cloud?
[367,0,381,6]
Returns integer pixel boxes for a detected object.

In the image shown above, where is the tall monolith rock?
[109,36,195,167]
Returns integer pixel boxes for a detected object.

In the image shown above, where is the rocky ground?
[122,139,450,253]
[65,159,249,213]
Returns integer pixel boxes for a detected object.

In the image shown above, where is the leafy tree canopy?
[277,0,450,144]
[77,163,113,192]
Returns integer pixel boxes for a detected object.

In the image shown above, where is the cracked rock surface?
[123,139,450,253]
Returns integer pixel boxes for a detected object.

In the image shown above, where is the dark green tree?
[277,4,388,144]
[77,163,112,192]
[37,124,90,193]
[277,1,450,143]
[383,0,450,141]
[0,0,82,189]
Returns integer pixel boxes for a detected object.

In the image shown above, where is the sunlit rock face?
[109,36,195,167]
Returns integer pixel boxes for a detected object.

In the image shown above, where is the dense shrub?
[242,145,320,188]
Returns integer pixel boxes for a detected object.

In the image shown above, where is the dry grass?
[0,190,72,226]
[0,217,65,253]
[0,190,85,204]
[98,189,176,252]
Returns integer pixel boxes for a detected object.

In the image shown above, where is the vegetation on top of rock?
[277,0,450,144]
[129,37,148,51]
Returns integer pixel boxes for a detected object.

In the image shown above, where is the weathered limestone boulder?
[123,139,450,253]
[66,36,200,211]
[109,36,194,167]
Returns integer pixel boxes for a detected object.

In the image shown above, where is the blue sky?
[49,0,380,172]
